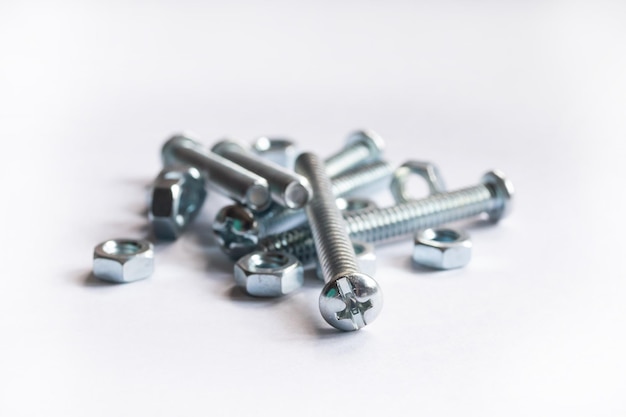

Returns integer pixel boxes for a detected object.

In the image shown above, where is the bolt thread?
[324,143,372,178]
[258,183,496,265]
[296,153,359,282]
[348,184,494,241]
[258,161,393,235]
[330,160,393,197]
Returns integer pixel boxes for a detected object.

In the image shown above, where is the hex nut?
[413,228,472,270]
[316,241,377,280]
[149,165,207,240]
[390,160,446,203]
[252,137,299,170]
[234,251,304,297]
[93,239,154,283]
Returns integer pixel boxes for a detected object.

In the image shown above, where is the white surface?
[1,1,625,415]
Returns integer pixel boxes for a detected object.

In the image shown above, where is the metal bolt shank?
[258,173,512,265]
[162,134,271,211]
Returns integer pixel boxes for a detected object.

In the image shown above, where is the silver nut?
[336,197,378,214]
[234,251,304,297]
[390,160,446,203]
[149,165,207,240]
[93,239,154,283]
[316,241,377,280]
[413,228,472,270]
[252,137,299,170]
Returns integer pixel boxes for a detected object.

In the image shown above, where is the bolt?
[213,160,394,259]
[295,152,383,332]
[161,133,271,211]
[212,139,312,209]
[257,170,514,265]
[324,130,385,178]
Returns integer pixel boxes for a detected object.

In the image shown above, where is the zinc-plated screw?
[257,170,514,265]
[161,133,272,211]
[295,152,383,332]
[212,139,312,209]
[213,160,394,259]
[324,130,385,178]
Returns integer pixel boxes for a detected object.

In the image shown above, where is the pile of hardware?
[92,131,514,331]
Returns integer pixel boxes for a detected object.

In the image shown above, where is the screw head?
[481,170,514,222]
[212,204,261,260]
[319,273,383,331]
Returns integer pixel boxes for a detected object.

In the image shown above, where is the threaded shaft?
[330,160,392,197]
[324,144,372,178]
[348,183,494,241]
[295,153,358,282]
[258,182,498,265]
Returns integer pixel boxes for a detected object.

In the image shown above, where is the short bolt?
[161,133,271,212]
[212,139,312,209]
[324,130,385,178]
[257,170,514,265]
[295,152,383,332]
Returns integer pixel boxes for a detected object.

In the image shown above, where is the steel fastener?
[257,170,514,265]
[234,251,304,297]
[93,238,154,283]
[213,160,394,259]
[296,152,383,331]
[161,133,271,212]
[212,139,312,209]
[413,228,472,269]
[149,165,207,240]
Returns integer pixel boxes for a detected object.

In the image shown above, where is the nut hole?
[249,253,289,270]
[425,229,462,243]
[102,240,143,255]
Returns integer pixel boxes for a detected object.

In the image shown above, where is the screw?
[257,170,514,265]
[213,160,394,259]
[324,130,385,178]
[295,152,383,332]
[161,133,272,211]
[212,139,312,209]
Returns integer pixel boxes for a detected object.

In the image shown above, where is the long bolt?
[161,133,271,211]
[213,160,394,259]
[257,170,514,265]
[212,139,312,209]
[295,152,383,332]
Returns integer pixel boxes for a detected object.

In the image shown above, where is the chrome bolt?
[212,139,312,209]
[161,133,272,212]
[324,130,385,178]
[295,152,383,332]
[213,160,394,259]
[257,170,514,265]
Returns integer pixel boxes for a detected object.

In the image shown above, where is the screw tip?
[161,133,199,166]
[319,273,383,331]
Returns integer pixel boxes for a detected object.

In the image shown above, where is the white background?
[1,1,625,415]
